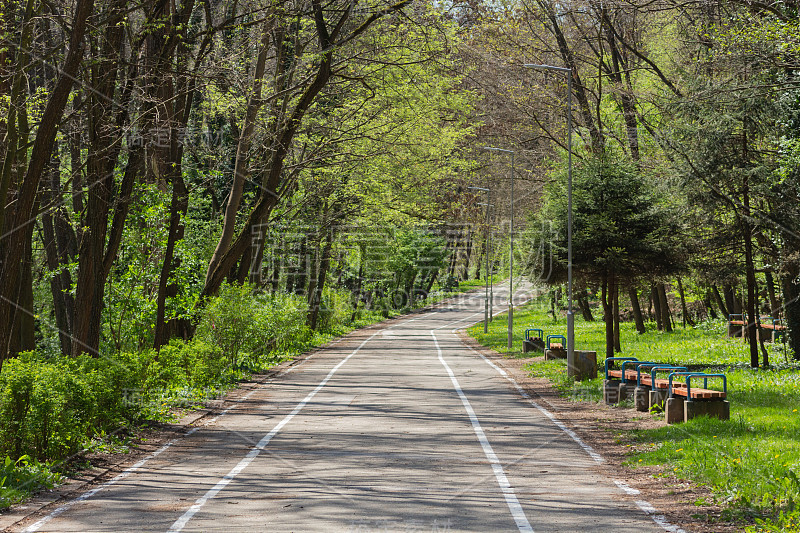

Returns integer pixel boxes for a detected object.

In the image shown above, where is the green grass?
[467,296,800,531]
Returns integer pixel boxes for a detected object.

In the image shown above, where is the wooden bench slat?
[671,387,726,399]
[549,343,563,350]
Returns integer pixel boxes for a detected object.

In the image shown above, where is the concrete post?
[568,350,596,381]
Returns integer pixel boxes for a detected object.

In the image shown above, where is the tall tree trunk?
[602,275,614,359]
[658,283,673,332]
[0,0,93,364]
[206,27,272,286]
[578,288,594,322]
[743,215,759,367]
[781,267,800,360]
[461,229,473,280]
[651,284,663,330]
[677,277,695,327]
[308,229,334,331]
[704,289,718,320]
[613,279,621,352]
[71,5,125,356]
[765,270,780,316]
[629,286,646,334]
[712,285,729,318]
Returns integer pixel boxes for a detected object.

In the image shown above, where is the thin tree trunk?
[206,28,272,285]
[613,279,621,352]
[308,229,334,330]
[658,283,673,332]
[602,275,614,359]
[677,277,695,327]
[741,141,760,367]
[712,285,729,318]
[629,286,646,334]
[461,229,473,280]
[704,290,718,320]
[578,288,594,322]
[765,270,780,316]
[651,284,663,330]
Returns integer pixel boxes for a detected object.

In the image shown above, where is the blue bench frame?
[546,334,566,350]
[604,357,637,380]
[524,328,544,341]
[668,372,727,399]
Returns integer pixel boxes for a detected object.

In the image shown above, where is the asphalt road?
[13,285,672,533]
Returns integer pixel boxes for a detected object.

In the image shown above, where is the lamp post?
[469,186,492,333]
[524,63,574,367]
[483,146,515,350]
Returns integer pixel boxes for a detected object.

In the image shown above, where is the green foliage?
[0,455,61,510]
[196,283,310,367]
[533,155,684,284]
[0,354,135,461]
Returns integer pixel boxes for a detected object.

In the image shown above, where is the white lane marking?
[469,346,605,464]
[432,331,534,533]
[614,479,640,495]
[467,345,688,533]
[635,499,688,532]
[167,332,379,532]
[21,331,357,533]
[22,434,193,533]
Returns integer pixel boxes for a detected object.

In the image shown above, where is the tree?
[536,155,683,358]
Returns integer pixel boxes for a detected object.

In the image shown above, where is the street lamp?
[483,146,515,350]
[468,186,492,333]
[524,63,574,368]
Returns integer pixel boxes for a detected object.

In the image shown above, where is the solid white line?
[432,331,534,533]
[21,330,354,532]
[167,331,379,532]
[469,346,605,464]
[468,346,689,533]
[21,431,195,533]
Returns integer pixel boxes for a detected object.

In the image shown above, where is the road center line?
[431,330,534,533]
[166,331,379,533]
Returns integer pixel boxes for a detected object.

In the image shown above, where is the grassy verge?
[466,296,800,532]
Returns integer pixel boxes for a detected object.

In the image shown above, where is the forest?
[1,0,800,527]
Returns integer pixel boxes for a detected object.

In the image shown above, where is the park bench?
[604,357,664,403]
[604,358,731,424]
[633,364,688,412]
[727,313,745,338]
[545,334,566,360]
[665,372,729,424]
[759,318,787,343]
[523,328,545,353]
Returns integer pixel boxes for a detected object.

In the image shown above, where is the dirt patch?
[457,330,746,533]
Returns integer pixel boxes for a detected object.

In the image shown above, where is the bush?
[315,287,355,333]
[0,455,61,509]
[196,284,310,366]
[0,354,131,461]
